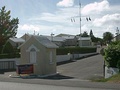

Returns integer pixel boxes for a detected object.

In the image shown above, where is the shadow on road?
[20,74,74,80]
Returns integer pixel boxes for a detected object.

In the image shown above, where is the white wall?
[56,53,96,63]
[56,55,71,62]
[105,66,119,78]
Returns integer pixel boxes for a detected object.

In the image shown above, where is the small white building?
[18,35,58,75]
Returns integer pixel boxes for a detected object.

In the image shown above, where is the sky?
[0,0,120,38]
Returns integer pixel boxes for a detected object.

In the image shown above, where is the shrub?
[2,42,14,54]
[56,47,97,55]
[0,53,20,59]
[104,41,120,68]
[117,60,120,72]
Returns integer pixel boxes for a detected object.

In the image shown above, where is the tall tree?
[89,29,94,37]
[103,32,113,44]
[0,6,19,47]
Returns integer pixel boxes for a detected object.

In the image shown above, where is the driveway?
[57,54,104,80]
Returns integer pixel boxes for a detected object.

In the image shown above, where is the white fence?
[57,53,96,63]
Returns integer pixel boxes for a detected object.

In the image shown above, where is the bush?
[117,60,120,72]
[104,41,120,68]
[2,42,14,54]
[0,53,20,59]
[56,47,97,55]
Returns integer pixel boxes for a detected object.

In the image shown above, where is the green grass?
[107,73,120,83]
[92,73,120,83]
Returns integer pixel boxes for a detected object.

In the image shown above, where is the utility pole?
[79,0,81,37]
[71,0,91,47]
[79,0,82,46]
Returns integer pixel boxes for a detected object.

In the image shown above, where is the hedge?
[56,47,97,55]
[0,53,20,59]
[104,41,120,68]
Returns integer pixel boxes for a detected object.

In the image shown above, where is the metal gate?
[0,61,16,70]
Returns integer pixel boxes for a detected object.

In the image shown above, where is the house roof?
[78,37,91,40]
[9,38,25,43]
[19,35,58,48]
[34,36,58,48]
[56,33,75,37]
[56,33,75,39]
[45,36,66,42]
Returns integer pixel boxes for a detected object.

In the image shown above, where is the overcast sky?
[0,0,120,38]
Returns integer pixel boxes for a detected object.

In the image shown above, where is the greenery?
[92,73,120,83]
[2,42,14,53]
[103,32,113,44]
[104,41,120,68]
[0,42,20,59]
[56,47,97,55]
[0,53,20,59]
[0,6,19,53]
[81,31,89,37]
[77,30,103,44]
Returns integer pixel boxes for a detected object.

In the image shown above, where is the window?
[26,45,39,64]
[30,48,36,64]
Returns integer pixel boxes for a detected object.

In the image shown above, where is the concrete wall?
[57,55,71,62]
[57,53,96,62]
[105,66,119,78]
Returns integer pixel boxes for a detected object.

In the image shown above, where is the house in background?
[56,33,78,46]
[8,37,25,48]
[8,33,93,49]
[78,37,92,47]
[45,36,66,47]
[21,33,31,41]
[63,36,78,46]
[112,34,120,41]
[18,35,58,75]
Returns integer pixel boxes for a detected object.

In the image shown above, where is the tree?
[103,32,113,44]
[81,31,89,37]
[0,6,19,50]
[89,29,94,37]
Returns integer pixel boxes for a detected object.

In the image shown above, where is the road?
[0,54,120,90]
[0,82,112,90]
[57,54,104,80]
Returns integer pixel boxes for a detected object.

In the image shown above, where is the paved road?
[57,54,104,80]
[0,82,112,90]
[0,54,120,90]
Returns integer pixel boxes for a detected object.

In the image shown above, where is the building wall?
[20,37,56,75]
[79,40,92,47]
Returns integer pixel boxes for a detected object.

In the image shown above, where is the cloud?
[93,13,120,27]
[82,0,110,15]
[29,7,78,25]
[17,0,120,38]
[57,0,74,7]
[19,24,40,32]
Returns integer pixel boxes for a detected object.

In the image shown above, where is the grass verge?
[92,73,120,83]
